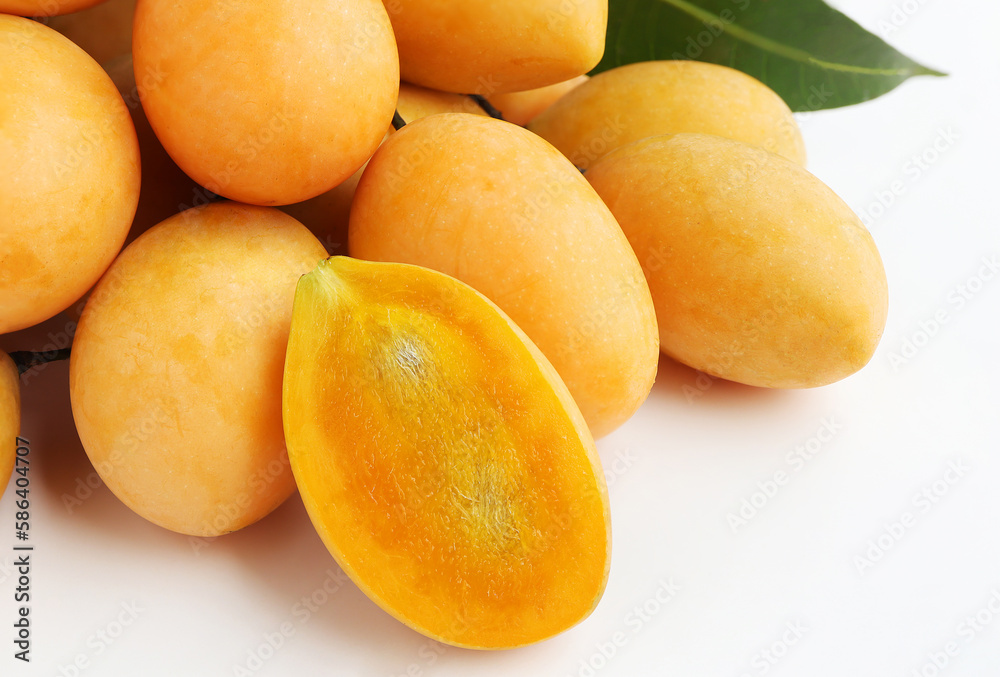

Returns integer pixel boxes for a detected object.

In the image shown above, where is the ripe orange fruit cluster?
[1,0,886,648]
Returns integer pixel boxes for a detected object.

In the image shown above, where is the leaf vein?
[657,0,925,77]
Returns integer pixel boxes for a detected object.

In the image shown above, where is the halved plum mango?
[283,257,611,649]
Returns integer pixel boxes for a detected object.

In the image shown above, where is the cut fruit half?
[283,257,611,649]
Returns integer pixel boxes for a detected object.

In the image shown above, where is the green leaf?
[595,0,946,111]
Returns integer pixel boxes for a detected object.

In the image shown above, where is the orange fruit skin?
[105,55,204,242]
[279,82,487,254]
[0,352,19,498]
[133,0,399,206]
[62,54,207,324]
[587,134,888,388]
[0,15,139,334]
[0,0,110,17]
[529,60,807,170]
[383,0,605,94]
[350,114,659,439]
[70,202,327,536]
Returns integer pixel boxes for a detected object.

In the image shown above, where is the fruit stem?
[391,110,407,130]
[9,348,71,376]
[469,95,505,121]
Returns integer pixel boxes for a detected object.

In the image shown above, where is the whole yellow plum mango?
[133,0,399,206]
[0,15,139,335]
[586,134,887,388]
[530,60,806,170]
[350,113,659,439]
[70,202,328,536]
[382,0,605,94]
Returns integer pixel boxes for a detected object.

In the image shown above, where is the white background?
[2,0,999,674]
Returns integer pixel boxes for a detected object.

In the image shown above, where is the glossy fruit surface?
[284,256,611,648]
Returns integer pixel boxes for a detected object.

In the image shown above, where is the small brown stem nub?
[469,95,505,121]
[391,110,407,130]
[10,348,71,376]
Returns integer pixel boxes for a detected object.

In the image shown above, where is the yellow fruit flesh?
[284,257,610,649]
[587,134,888,388]
[70,202,327,536]
[529,60,807,170]
[350,113,659,439]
